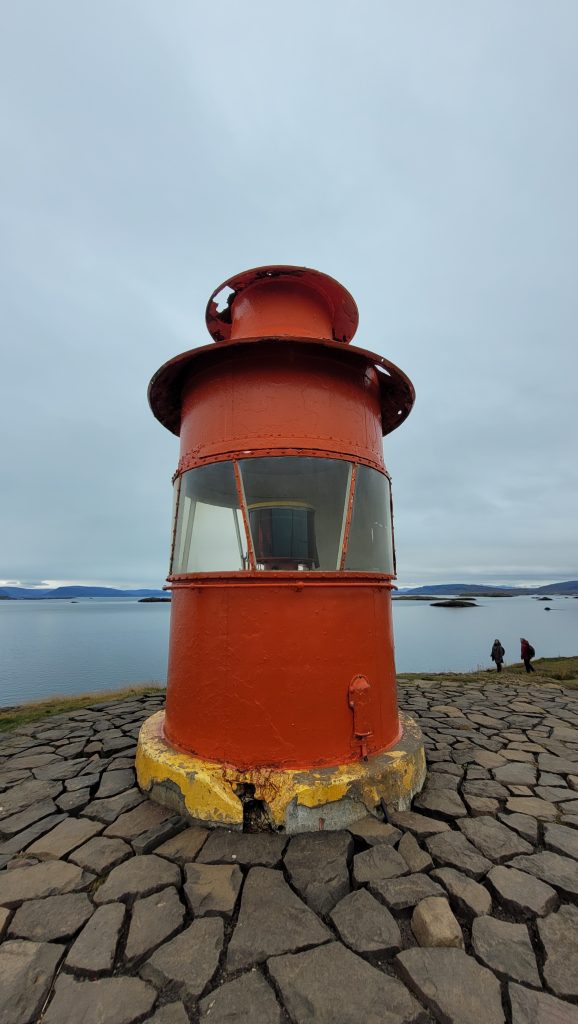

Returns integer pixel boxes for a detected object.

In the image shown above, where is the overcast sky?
[1,2,576,589]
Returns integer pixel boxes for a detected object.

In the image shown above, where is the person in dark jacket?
[520,637,536,672]
[491,639,505,672]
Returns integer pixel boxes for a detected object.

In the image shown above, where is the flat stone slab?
[423,772,460,792]
[125,886,185,961]
[44,974,157,1024]
[472,916,540,986]
[57,788,91,812]
[154,825,208,863]
[462,779,509,799]
[140,919,223,999]
[284,831,353,914]
[352,844,409,885]
[544,822,578,859]
[509,982,578,1023]
[430,762,464,775]
[104,801,175,840]
[330,888,401,954]
[0,812,67,857]
[8,892,93,941]
[35,759,88,781]
[269,941,422,1024]
[458,816,533,862]
[0,860,90,907]
[26,817,102,859]
[0,778,62,817]
[426,831,492,879]
[535,786,578,803]
[69,836,132,874]
[95,769,135,799]
[0,939,64,1024]
[505,796,558,819]
[226,866,331,971]
[486,865,559,917]
[197,830,287,867]
[497,811,539,843]
[493,762,538,785]
[199,973,282,1024]
[387,810,450,836]
[413,788,468,818]
[538,753,578,775]
[66,772,99,791]
[463,794,500,816]
[0,798,60,837]
[368,872,444,910]
[431,867,492,917]
[396,947,505,1024]
[347,815,401,846]
[184,863,242,917]
[508,851,578,897]
[66,903,125,973]
[93,854,180,904]
[537,904,578,998]
[397,831,433,872]
[81,788,144,823]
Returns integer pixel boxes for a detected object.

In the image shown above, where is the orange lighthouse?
[136,266,425,831]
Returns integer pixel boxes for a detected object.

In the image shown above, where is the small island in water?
[430,598,478,608]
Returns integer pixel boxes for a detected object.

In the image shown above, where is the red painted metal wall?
[178,344,385,473]
[164,578,400,769]
[149,267,414,772]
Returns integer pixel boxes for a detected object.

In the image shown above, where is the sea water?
[0,595,576,707]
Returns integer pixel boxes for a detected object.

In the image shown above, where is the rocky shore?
[1,677,578,1023]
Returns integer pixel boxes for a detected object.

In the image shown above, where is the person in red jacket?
[520,637,536,673]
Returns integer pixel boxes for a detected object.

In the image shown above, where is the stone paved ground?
[1,678,578,1024]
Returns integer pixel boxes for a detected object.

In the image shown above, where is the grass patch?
[0,684,164,733]
[398,655,578,688]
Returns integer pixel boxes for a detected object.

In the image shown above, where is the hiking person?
[520,637,536,673]
[491,639,505,672]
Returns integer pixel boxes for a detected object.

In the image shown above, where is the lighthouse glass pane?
[345,466,394,573]
[171,462,245,573]
[239,456,350,570]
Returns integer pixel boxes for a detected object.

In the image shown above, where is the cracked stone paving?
[1,678,578,1023]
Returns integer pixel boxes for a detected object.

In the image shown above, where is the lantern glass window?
[239,457,350,571]
[171,462,246,573]
[344,465,394,573]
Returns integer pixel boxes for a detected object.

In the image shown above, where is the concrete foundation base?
[135,711,426,833]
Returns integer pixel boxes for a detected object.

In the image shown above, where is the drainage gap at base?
[235,783,273,833]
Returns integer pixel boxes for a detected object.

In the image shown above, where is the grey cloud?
[1,1,576,587]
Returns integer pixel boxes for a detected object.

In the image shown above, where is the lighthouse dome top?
[205,265,359,344]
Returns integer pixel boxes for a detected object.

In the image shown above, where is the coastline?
[1,657,576,734]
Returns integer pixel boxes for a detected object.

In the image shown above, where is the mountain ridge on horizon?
[2,581,578,599]
[0,586,167,600]
[397,580,578,596]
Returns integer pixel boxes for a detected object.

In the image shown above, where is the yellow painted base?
[135,711,426,833]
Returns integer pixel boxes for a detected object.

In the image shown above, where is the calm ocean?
[0,595,576,707]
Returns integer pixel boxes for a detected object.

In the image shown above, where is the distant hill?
[397,581,578,596]
[534,581,578,594]
[2,580,577,600]
[0,586,168,600]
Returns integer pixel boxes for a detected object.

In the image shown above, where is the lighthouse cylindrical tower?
[136,266,425,832]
